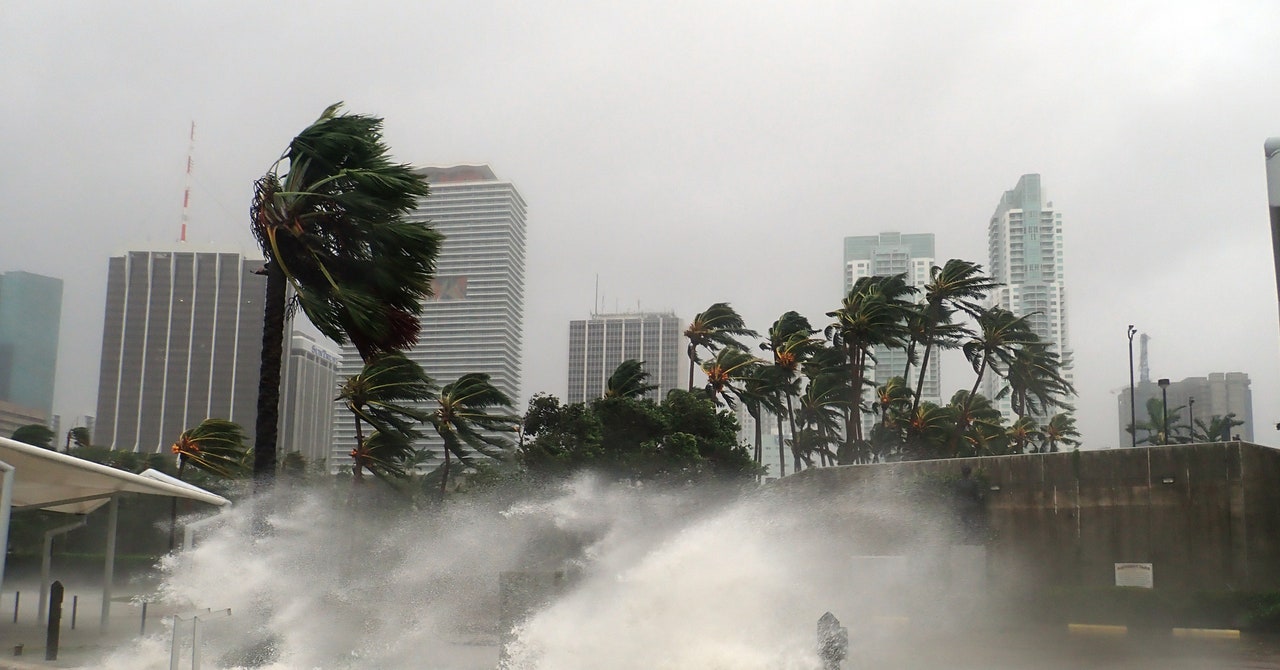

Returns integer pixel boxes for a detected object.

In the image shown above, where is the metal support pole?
[192,616,202,670]
[1265,138,1280,329]
[44,581,63,661]
[101,495,119,632]
[1127,326,1137,448]
[0,462,13,597]
[141,601,148,635]
[39,518,85,625]
[71,595,77,630]
[169,617,182,670]
[1159,379,1171,445]
[12,592,18,623]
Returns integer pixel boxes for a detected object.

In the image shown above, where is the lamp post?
[1128,325,1138,448]
[1158,378,1170,445]
[1188,396,1195,442]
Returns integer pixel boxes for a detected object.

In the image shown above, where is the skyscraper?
[0,270,63,420]
[1117,373,1254,446]
[280,332,339,470]
[567,312,683,403]
[984,174,1073,420]
[332,164,526,470]
[843,233,939,405]
[93,251,266,452]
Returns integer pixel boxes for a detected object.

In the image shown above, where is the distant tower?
[984,175,1073,421]
[279,333,339,470]
[567,311,683,403]
[842,232,939,405]
[0,270,63,420]
[93,251,266,452]
[332,165,526,471]
[1139,333,1150,384]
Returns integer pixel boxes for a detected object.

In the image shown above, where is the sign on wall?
[1114,563,1154,588]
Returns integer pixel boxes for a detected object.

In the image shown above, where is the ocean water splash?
[92,474,949,669]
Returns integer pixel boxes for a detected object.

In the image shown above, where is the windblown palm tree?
[826,274,917,463]
[961,307,1037,425]
[869,376,914,461]
[760,312,821,472]
[792,373,849,470]
[169,418,247,549]
[1191,413,1245,442]
[907,260,999,413]
[1126,397,1186,445]
[1001,341,1075,421]
[1041,412,1081,452]
[64,427,92,452]
[946,390,1008,458]
[1006,416,1043,454]
[605,359,657,400]
[250,103,440,482]
[338,353,435,482]
[431,373,518,496]
[899,402,954,460]
[684,303,758,391]
[700,346,760,408]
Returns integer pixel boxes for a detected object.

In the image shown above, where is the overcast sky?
[3,1,1278,449]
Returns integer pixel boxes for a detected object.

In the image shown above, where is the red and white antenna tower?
[179,121,195,243]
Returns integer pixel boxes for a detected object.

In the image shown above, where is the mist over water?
[94,475,972,669]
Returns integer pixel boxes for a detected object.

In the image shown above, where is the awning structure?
[0,435,231,629]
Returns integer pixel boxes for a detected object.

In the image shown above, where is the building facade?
[567,312,682,404]
[0,270,63,420]
[984,175,1073,420]
[332,165,527,470]
[843,233,940,406]
[1117,373,1254,446]
[93,251,266,452]
[280,332,339,470]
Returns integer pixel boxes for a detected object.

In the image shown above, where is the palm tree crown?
[605,359,658,400]
[684,303,758,391]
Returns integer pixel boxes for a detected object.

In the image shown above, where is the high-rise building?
[280,332,339,470]
[567,312,683,403]
[0,270,63,420]
[984,175,1073,420]
[1117,373,1254,446]
[333,164,526,470]
[93,251,266,452]
[843,233,939,405]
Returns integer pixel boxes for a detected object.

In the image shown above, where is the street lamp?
[1128,325,1138,448]
[1188,396,1195,442]
[1158,378,1171,445]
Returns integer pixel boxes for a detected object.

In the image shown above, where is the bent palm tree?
[432,374,518,497]
[605,359,657,399]
[1041,412,1081,452]
[761,312,821,472]
[684,303,757,391]
[338,353,435,482]
[250,103,439,483]
[169,418,247,549]
[961,307,1037,426]
[908,260,998,413]
[701,347,760,408]
[1192,413,1245,442]
[1001,341,1075,420]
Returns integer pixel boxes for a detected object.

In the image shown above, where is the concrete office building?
[281,332,339,470]
[93,251,266,452]
[1118,373,1254,446]
[567,312,682,403]
[0,271,63,421]
[843,233,939,406]
[984,175,1073,421]
[333,164,526,470]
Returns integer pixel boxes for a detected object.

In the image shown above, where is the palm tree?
[169,418,247,549]
[946,390,1008,458]
[684,303,758,391]
[1041,412,1081,452]
[1006,416,1043,454]
[431,373,518,497]
[960,307,1037,424]
[337,353,435,483]
[907,260,999,413]
[250,103,439,482]
[10,424,54,449]
[738,364,785,471]
[826,274,917,463]
[701,347,760,408]
[1191,413,1245,442]
[1001,341,1075,421]
[760,312,821,472]
[792,373,849,469]
[899,401,954,460]
[605,359,658,399]
[1126,397,1186,445]
[869,376,913,461]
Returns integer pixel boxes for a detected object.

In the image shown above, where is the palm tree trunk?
[776,409,786,478]
[753,412,762,472]
[911,343,934,413]
[168,459,188,551]
[439,444,451,499]
[253,260,287,491]
[351,415,366,483]
[784,393,798,468]
[687,344,697,392]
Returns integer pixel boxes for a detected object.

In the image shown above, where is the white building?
[567,312,682,404]
[842,232,940,407]
[280,332,338,470]
[332,165,527,470]
[984,174,1073,421]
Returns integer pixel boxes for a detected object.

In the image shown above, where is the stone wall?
[777,442,1280,592]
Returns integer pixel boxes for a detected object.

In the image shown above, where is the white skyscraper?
[567,312,682,404]
[984,174,1073,420]
[842,232,939,406]
[280,332,338,470]
[332,165,526,471]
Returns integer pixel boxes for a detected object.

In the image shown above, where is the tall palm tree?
[792,373,849,470]
[1006,416,1043,455]
[826,274,917,463]
[760,312,821,471]
[64,427,92,452]
[431,373,518,497]
[899,401,954,460]
[169,418,247,549]
[869,376,913,461]
[250,103,439,482]
[337,353,435,483]
[1041,412,1081,452]
[738,364,784,471]
[684,303,758,391]
[700,347,760,408]
[1001,341,1075,421]
[605,359,658,400]
[907,260,999,413]
[946,390,1008,458]
[960,308,1037,422]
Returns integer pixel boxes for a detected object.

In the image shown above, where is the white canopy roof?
[0,436,230,514]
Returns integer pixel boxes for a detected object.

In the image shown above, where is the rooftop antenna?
[594,274,599,316]
[179,121,195,243]
[1139,333,1150,383]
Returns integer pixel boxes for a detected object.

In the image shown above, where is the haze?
[2,1,1278,450]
